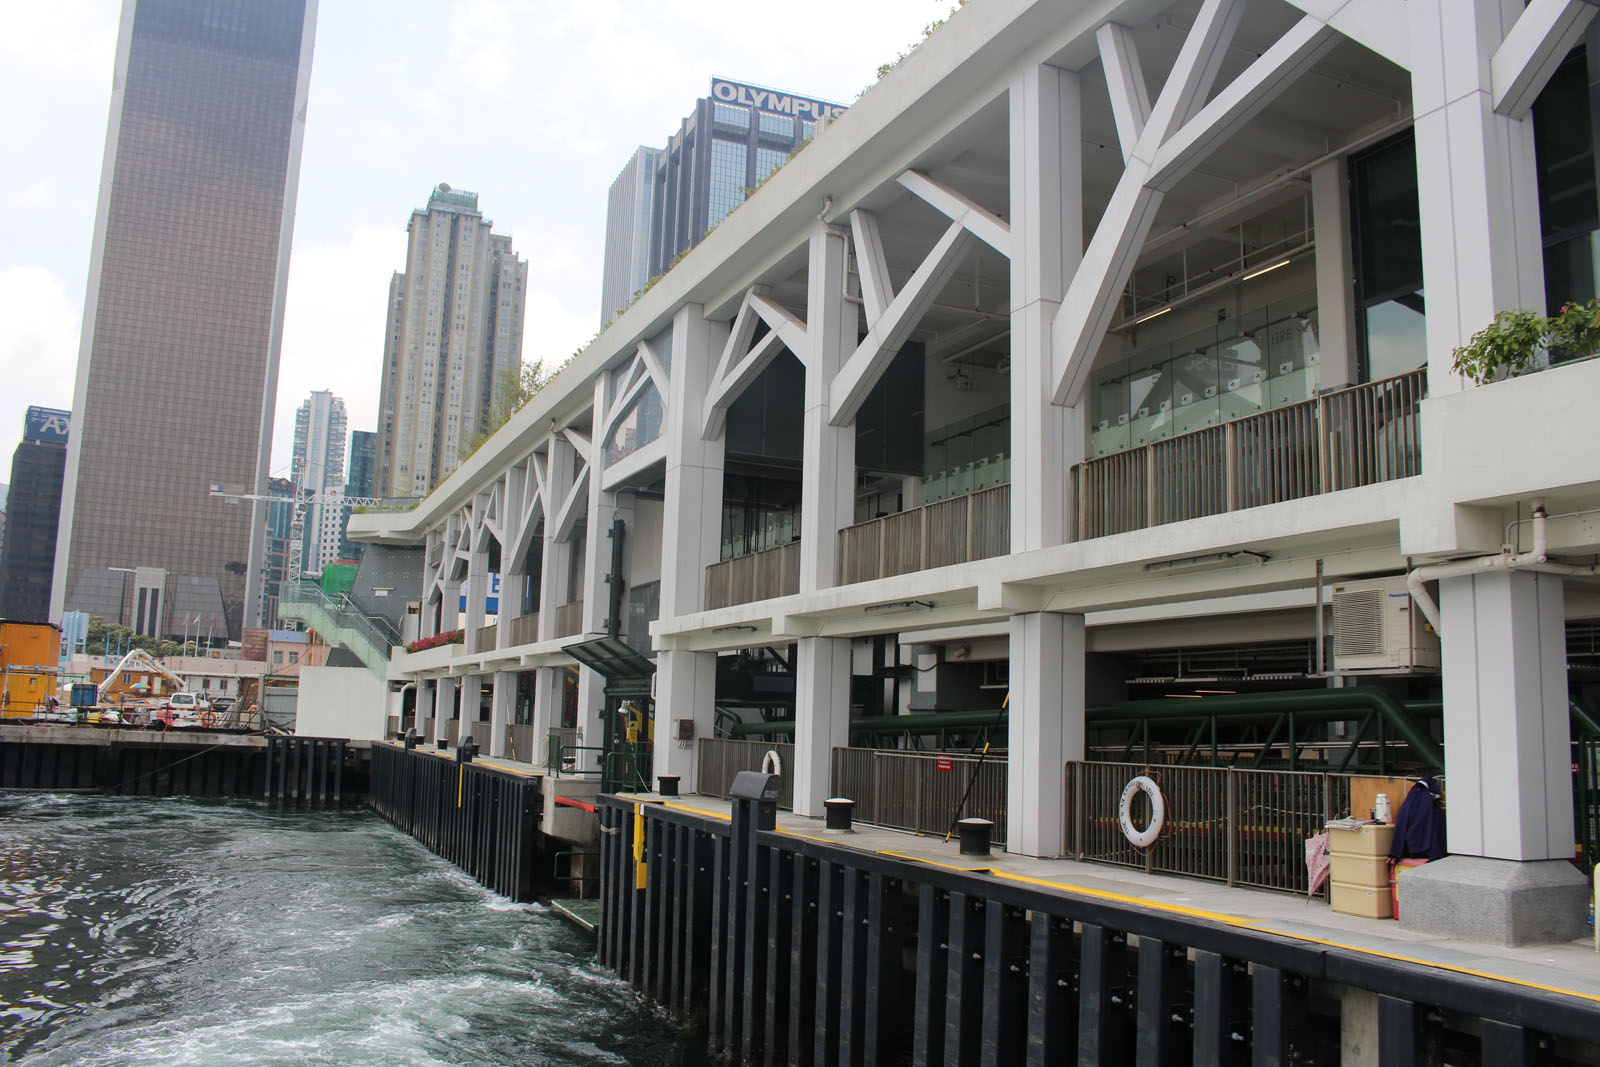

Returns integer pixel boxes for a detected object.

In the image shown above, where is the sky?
[0,0,949,481]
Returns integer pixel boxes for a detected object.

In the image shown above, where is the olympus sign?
[710,79,847,122]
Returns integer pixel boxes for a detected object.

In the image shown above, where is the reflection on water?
[0,793,706,1066]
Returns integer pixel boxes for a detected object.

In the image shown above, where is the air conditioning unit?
[1330,577,1440,672]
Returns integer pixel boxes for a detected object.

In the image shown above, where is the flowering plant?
[405,629,463,654]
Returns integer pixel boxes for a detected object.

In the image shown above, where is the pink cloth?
[1305,833,1331,897]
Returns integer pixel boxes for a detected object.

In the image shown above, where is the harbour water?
[0,792,708,1066]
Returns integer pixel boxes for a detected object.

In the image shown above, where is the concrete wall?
[297,665,387,740]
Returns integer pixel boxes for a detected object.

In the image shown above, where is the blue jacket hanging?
[1387,776,1447,862]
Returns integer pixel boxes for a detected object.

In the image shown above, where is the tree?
[459,360,558,460]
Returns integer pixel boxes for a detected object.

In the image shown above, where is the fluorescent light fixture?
[1133,306,1172,325]
[1144,549,1269,574]
[1242,259,1291,281]
[711,624,758,634]
[1164,693,1204,699]
[864,600,935,614]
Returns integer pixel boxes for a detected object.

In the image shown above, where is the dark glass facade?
[57,0,314,638]
[0,439,68,623]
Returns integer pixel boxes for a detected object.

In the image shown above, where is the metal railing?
[1073,368,1425,539]
[554,600,585,638]
[507,612,540,646]
[705,541,801,610]
[697,738,795,809]
[830,746,1008,844]
[1066,761,1358,895]
[547,734,604,778]
[838,483,1010,585]
[473,623,497,653]
[278,580,400,679]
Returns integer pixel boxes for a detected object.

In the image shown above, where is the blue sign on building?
[459,572,501,615]
[24,407,71,443]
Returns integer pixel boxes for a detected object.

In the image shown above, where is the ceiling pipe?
[1405,506,1599,637]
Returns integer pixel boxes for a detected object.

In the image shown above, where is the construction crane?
[209,484,388,586]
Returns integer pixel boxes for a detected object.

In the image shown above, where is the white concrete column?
[459,676,483,745]
[1410,0,1546,396]
[436,677,459,745]
[799,225,857,592]
[792,637,851,817]
[437,576,461,636]
[1310,159,1357,391]
[535,437,577,766]
[415,680,435,741]
[488,670,518,758]
[653,303,729,788]
[1006,611,1085,857]
[1009,63,1085,551]
[1440,570,1572,861]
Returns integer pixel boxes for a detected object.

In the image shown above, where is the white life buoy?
[1118,775,1165,848]
[761,749,783,777]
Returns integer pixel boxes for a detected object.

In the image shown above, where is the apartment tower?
[52,0,318,638]
[374,185,527,497]
[290,389,347,578]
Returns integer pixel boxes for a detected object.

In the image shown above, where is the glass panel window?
[1534,50,1600,318]
[1351,133,1426,380]
[603,384,663,467]
[758,112,792,136]
[754,147,789,187]
[714,103,750,129]
[708,140,748,225]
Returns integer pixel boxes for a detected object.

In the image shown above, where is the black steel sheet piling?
[591,794,1600,1067]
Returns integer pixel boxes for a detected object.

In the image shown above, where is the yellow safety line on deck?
[697,810,1600,1007]
[658,800,731,820]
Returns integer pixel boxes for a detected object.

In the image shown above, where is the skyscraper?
[291,389,347,577]
[598,79,845,323]
[374,185,527,497]
[51,0,317,640]
[0,409,71,623]
[340,429,376,561]
[599,146,663,326]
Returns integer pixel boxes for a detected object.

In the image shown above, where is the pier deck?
[618,791,1600,1004]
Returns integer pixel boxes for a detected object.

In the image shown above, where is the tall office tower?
[374,185,528,497]
[598,79,845,324]
[52,0,318,640]
[340,429,376,561]
[0,409,71,623]
[291,389,347,577]
[599,146,662,325]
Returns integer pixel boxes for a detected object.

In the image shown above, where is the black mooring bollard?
[825,797,855,832]
[404,728,419,750]
[658,775,680,797]
[957,817,994,857]
[456,738,476,764]
[436,738,449,751]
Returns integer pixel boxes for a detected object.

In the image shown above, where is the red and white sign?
[935,756,954,772]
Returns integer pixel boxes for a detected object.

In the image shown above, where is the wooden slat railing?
[473,623,497,654]
[704,541,801,610]
[507,612,540,646]
[837,483,1011,585]
[1073,368,1425,540]
[554,600,585,638]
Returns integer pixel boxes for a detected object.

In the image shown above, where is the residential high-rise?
[374,185,527,497]
[340,429,376,561]
[598,79,845,323]
[52,0,318,639]
[0,409,71,623]
[291,390,347,577]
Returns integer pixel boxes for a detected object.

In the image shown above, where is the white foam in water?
[0,795,706,1066]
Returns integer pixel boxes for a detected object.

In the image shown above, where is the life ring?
[200,710,217,729]
[761,749,783,777]
[1118,775,1165,848]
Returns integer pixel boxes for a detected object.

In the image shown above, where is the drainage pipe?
[1406,506,1599,636]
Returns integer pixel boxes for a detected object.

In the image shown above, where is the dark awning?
[564,636,655,698]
